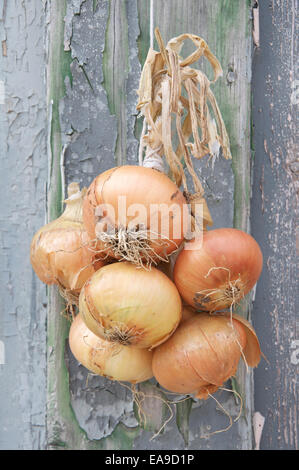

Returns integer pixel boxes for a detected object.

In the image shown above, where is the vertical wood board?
[0,0,48,450]
[251,0,298,449]
[46,0,254,450]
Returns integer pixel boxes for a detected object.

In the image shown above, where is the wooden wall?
[0,0,297,450]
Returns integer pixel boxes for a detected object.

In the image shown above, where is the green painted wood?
[136,0,254,449]
[47,0,254,449]
[47,0,90,450]
[46,0,110,450]
[102,0,129,166]
[46,0,141,450]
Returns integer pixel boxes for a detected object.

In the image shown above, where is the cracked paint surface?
[60,0,141,441]
[251,0,298,449]
[3,0,296,450]
[57,0,250,448]
[0,0,47,450]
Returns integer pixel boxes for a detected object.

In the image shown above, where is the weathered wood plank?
[251,0,298,450]
[0,0,47,450]
[102,0,129,165]
[135,0,254,450]
[47,0,141,450]
[47,0,254,449]
[47,0,106,450]
[0,0,296,451]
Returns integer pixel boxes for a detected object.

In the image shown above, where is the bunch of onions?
[152,313,261,399]
[82,165,188,268]
[79,261,182,349]
[30,182,105,298]
[69,314,153,383]
[174,228,263,312]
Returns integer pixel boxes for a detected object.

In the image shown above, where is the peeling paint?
[253,411,265,450]
[60,0,142,441]
[2,0,294,451]
[57,0,254,449]
[251,0,298,449]
[62,0,117,189]
[0,0,47,450]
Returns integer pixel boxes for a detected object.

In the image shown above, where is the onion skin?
[180,309,262,369]
[83,166,188,263]
[180,306,197,324]
[173,228,263,312]
[152,313,251,399]
[30,183,105,294]
[69,314,153,383]
[220,312,261,368]
[79,261,182,349]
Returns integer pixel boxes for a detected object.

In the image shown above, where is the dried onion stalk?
[137,29,233,230]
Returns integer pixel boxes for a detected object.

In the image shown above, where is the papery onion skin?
[173,228,263,312]
[69,314,153,383]
[152,314,249,399]
[30,183,105,293]
[79,261,182,349]
[83,166,188,263]
[30,226,95,292]
[221,312,261,367]
[180,308,262,368]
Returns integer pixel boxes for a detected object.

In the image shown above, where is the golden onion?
[82,165,188,268]
[30,183,105,295]
[69,314,153,383]
[152,313,261,399]
[79,261,182,349]
[174,228,263,312]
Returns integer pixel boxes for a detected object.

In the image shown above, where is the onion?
[30,183,105,295]
[69,314,153,383]
[173,228,263,312]
[79,261,182,349]
[180,306,197,324]
[152,313,261,399]
[83,165,188,268]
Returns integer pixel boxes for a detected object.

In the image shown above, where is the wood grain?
[251,0,298,449]
[0,0,47,450]
[44,0,256,449]
[0,0,297,451]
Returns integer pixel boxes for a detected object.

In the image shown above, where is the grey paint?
[1,0,297,450]
[60,0,246,449]
[62,0,117,188]
[0,0,249,450]
[0,0,47,450]
[61,0,141,441]
[251,0,298,450]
